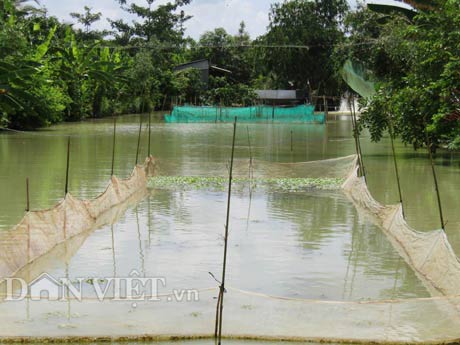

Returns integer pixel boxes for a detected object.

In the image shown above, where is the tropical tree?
[346,0,460,150]
[53,28,123,120]
[110,0,191,44]
[0,0,69,128]
[258,0,348,95]
[70,6,101,34]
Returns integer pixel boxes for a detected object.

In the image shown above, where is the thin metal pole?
[65,137,70,195]
[388,120,404,217]
[148,113,152,157]
[426,133,445,231]
[217,117,237,344]
[135,115,143,165]
[111,117,117,176]
[26,178,30,212]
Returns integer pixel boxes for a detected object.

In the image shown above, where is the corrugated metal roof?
[256,90,300,100]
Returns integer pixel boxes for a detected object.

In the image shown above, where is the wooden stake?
[111,118,117,176]
[136,115,143,165]
[216,117,237,344]
[65,137,70,195]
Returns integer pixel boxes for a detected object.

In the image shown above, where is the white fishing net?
[343,166,460,298]
[0,157,156,279]
[0,288,459,343]
[0,154,459,344]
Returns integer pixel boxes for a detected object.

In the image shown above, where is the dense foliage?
[0,0,351,129]
[258,0,348,95]
[344,0,460,150]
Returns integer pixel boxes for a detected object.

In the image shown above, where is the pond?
[0,115,459,341]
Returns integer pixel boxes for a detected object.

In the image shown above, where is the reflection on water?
[14,188,428,301]
[0,115,459,304]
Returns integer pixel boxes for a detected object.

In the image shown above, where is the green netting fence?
[341,59,376,99]
[165,105,325,124]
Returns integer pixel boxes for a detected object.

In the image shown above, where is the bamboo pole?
[111,118,117,176]
[135,207,145,277]
[348,96,363,177]
[388,120,405,217]
[214,290,222,337]
[216,117,238,345]
[135,115,143,165]
[26,178,30,264]
[111,224,117,279]
[148,112,152,157]
[63,138,70,240]
[65,137,70,195]
[351,95,366,180]
[425,132,445,231]
[25,178,30,212]
[246,126,253,179]
[323,95,328,124]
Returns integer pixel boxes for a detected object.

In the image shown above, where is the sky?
[38,0,274,39]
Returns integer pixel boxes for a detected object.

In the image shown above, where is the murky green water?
[1,115,459,301]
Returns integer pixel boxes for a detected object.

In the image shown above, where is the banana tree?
[90,46,126,117]
[53,28,123,120]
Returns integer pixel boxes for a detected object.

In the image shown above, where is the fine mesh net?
[342,166,460,297]
[1,154,460,344]
[156,155,358,180]
[0,288,459,343]
[232,155,357,179]
[165,105,325,123]
[341,59,376,99]
[0,157,156,279]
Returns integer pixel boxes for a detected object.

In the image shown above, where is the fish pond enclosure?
[0,115,460,343]
[165,105,325,124]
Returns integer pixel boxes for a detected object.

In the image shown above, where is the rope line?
[1,285,460,304]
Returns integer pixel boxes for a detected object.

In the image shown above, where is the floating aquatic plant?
[148,176,343,192]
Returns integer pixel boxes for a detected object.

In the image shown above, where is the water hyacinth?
[148,176,344,192]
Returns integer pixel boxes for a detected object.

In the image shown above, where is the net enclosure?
[0,157,156,279]
[0,154,460,344]
[165,104,326,123]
